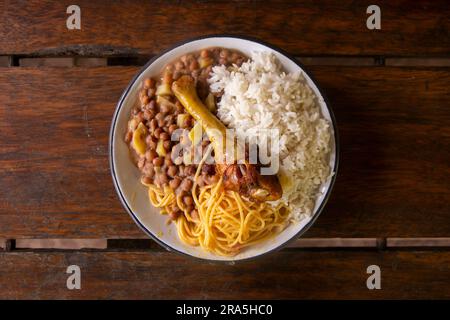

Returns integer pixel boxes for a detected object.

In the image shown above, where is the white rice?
[208,51,332,221]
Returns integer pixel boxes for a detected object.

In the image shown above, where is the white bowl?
[110,35,339,262]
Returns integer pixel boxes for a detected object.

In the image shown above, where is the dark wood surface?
[1,0,449,56]
[0,0,449,299]
[0,66,448,238]
[1,249,449,299]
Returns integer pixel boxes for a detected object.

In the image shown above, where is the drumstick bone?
[172,75,282,201]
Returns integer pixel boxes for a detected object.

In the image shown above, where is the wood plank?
[1,0,449,56]
[0,66,448,238]
[0,250,449,299]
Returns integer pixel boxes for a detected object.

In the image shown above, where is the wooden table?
[0,0,449,299]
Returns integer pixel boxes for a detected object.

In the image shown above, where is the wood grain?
[0,66,448,238]
[0,250,449,299]
[1,0,449,56]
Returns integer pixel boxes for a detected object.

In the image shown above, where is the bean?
[208,174,220,184]
[142,176,153,184]
[160,103,172,114]
[202,163,215,175]
[173,71,181,81]
[195,175,205,187]
[147,88,156,98]
[175,101,184,113]
[189,60,199,71]
[147,100,156,111]
[165,114,175,124]
[143,109,155,120]
[164,154,173,166]
[190,209,199,220]
[175,61,184,71]
[153,157,163,167]
[220,49,229,59]
[159,172,169,184]
[185,205,194,214]
[185,165,197,177]
[163,140,171,150]
[160,132,170,141]
[145,135,157,150]
[183,195,194,206]
[163,72,173,84]
[167,165,178,178]
[155,112,165,122]
[140,95,149,105]
[145,149,158,162]
[180,178,193,192]
[200,49,210,58]
[144,78,155,89]
[169,177,182,189]
[124,131,132,143]
[149,119,158,132]
[143,163,155,178]
[169,210,179,221]
[137,158,146,169]
[154,128,163,139]
[168,124,178,134]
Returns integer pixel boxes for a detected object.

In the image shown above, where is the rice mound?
[208,51,332,221]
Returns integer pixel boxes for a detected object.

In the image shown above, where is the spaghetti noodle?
[142,148,290,256]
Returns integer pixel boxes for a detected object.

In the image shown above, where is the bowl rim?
[109,34,340,263]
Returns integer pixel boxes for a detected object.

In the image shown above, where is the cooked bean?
[173,71,181,81]
[208,174,220,184]
[155,112,164,122]
[140,95,149,105]
[142,176,153,184]
[184,165,197,176]
[153,156,164,167]
[195,175,205,187]
[175,61,184,71]
[180,178,193,192]
[158,172,169,185]
[147,88,156,98]
[137,158,146,169]
[154,127,163,139]
[160,103,172,114]
[169,210,179,221]
[147,100,156,111]
[185,205,194,214]
[143,163,155,178]
[202,163,215,175]
[183,195,194,206]
[160,132,170,141]
[168,124,178,134]
[167,165,178,178]
[145,135,157,150]
[175,101,184,113]
[190,209,199,220]
[163,72,173,84]
[163,140,171,150]
[169,176,182,189]
[189,60,199,71]
[149,119,158,131]
[124,131,132,143]
[143,109,155,120]
[144,78,155,89]
[145,149,158,162]
[200,49,210,58]
[164,154,173,166]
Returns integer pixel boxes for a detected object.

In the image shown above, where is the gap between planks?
[3,238,450,251]
[1,55,450,67]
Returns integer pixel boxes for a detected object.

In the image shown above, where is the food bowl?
[110,35,339,262]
